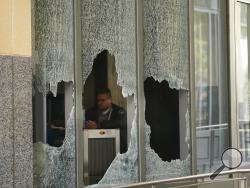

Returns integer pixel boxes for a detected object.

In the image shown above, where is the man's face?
[97,93,112,111]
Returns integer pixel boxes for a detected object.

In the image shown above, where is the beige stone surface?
[0,0,31,56]
[0,0,12,55]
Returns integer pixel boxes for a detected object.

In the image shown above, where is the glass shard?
[33,0,74,96]
[144,0,189,90]
[33,107,75,188]
[81,0,136,97]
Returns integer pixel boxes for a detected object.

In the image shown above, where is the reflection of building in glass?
[194,0,229,174]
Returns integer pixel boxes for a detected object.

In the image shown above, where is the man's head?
[96,88,112,111]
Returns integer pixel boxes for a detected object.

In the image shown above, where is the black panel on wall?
[144,77,180,162]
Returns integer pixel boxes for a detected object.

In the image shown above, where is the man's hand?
[86,120,97,129]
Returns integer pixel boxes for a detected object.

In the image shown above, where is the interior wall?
[65,82,74,126]
[107,54,127,110]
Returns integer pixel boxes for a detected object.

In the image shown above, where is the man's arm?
[85,108,98,129]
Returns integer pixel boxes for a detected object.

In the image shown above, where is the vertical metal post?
[73,0,83,187]
[188,0,197,175]
[43,95,47,143]
[229,1,240,184]
[209,130,215,169]
[135,0,146,182]
[228,0,238,150]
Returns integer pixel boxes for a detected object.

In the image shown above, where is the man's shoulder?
[112,104,126,115]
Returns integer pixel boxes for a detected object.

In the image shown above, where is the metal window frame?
[190,0,250,180]
[225,0,249,183]
[73,0,83,187]
[228,0,250,153]
[229,2,250,186]
[190,0,234,176]
[188,0,197,176]
[230,0,238,152]
[237,0,250,4]
[233,0,250,157]
[135,0,146,182]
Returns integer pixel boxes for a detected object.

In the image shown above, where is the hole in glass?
[33,80,75,187]
[46,81,66,147]
[144,77,180,161]
[83,50,129,185]
[32,0,75,186]
[144,77,191,181]
[33,81,73,147]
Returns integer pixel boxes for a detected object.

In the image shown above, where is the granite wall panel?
[13,57,33,187]
[0,55,33,188]
[0,56,14,188]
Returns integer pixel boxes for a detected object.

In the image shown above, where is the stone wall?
[0,55,33,187]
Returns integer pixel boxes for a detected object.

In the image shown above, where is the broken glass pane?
[84,0,191,186]
[32,0,75,187]
[82,49,137,186]
[33,0,74,96]
[145,124,190,181]
[33,107,75,187]
[144,0,189,90]
[81,0,136,97]
[144,0,191,180]
[81,1,137,184]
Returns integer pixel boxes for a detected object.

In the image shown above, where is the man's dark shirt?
[85,104,127,153]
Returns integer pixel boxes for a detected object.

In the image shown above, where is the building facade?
[0,0,250,187]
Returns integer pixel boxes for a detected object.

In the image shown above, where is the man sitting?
[85,88,127,153]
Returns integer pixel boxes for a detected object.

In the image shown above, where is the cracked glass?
[144,0,191,180]
[81,0,137,185]
[32,0,192,187]
[32,0,76,187]
[83,0,191,186]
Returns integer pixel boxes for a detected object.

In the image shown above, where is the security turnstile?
[83,129,120,185]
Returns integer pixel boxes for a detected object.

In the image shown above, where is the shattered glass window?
[81,0,137,186]
[82,50,137,186]
[81,0,191,186]
[32,0,76,187]
[144,0,191,181]
[32,0,192,186]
